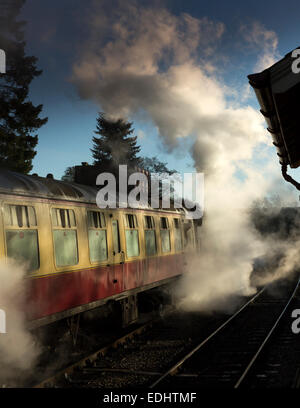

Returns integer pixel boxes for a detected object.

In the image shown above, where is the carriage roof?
[0,169,184,214]
[0,169,98,203]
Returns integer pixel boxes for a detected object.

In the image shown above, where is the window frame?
[173,217,183,252]
[184,219,195,249]
[124,213,138,229]
[112,218,121,255]
[86,210,108,264]
[144,215,157,256]
[160,216,171,254]
[124,213,140,258]
[3,203,40,271]
[50,206,79,268]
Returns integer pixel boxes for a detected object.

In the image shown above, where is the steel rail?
[34,320,154,388]
[149,287,266,388]
[234,277,300,388]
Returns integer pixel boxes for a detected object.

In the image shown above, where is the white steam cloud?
[71,2,298,312]
[0,259,39,385]
[241,21,280,72]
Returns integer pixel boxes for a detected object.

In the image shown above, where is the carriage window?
[124,214,138,228]
[51,208,76,228]
[87,211,107,262]
[144,215,155,229]
[144,216,156,256]
[160,217,169,229]
[112,220,120,254]
[124,214,139,257]
[51,208,78,266]
[174,218,182,252]
[88,211,106,229]
[4,204,37,227]
[160,217,170,253]
[184,220,195,249]
[4,204,39,271]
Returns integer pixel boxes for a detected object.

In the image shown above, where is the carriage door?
[111,216,124,292]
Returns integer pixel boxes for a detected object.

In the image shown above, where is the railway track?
[34,278,300,388]
[151,278,300,389]
[34,319,155,388]
[34,306,227,388]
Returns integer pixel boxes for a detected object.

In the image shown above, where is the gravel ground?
[63,308,232,388]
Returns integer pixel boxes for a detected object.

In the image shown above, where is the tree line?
[0,0,47,173]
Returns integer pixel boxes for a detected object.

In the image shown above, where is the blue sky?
[20,0,300,182]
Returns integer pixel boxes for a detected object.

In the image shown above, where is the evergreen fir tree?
[0,0,48,173]
[91,113,141,172]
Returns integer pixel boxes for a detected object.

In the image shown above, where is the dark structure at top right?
[248,47,300,190]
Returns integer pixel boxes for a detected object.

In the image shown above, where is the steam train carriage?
[0,170,199,329]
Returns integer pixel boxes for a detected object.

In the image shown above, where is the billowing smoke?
[71,1,226,149]
[71,1,298,311]
[0,259,39,385]
[249,202,300,287]
[240,21,280,73]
